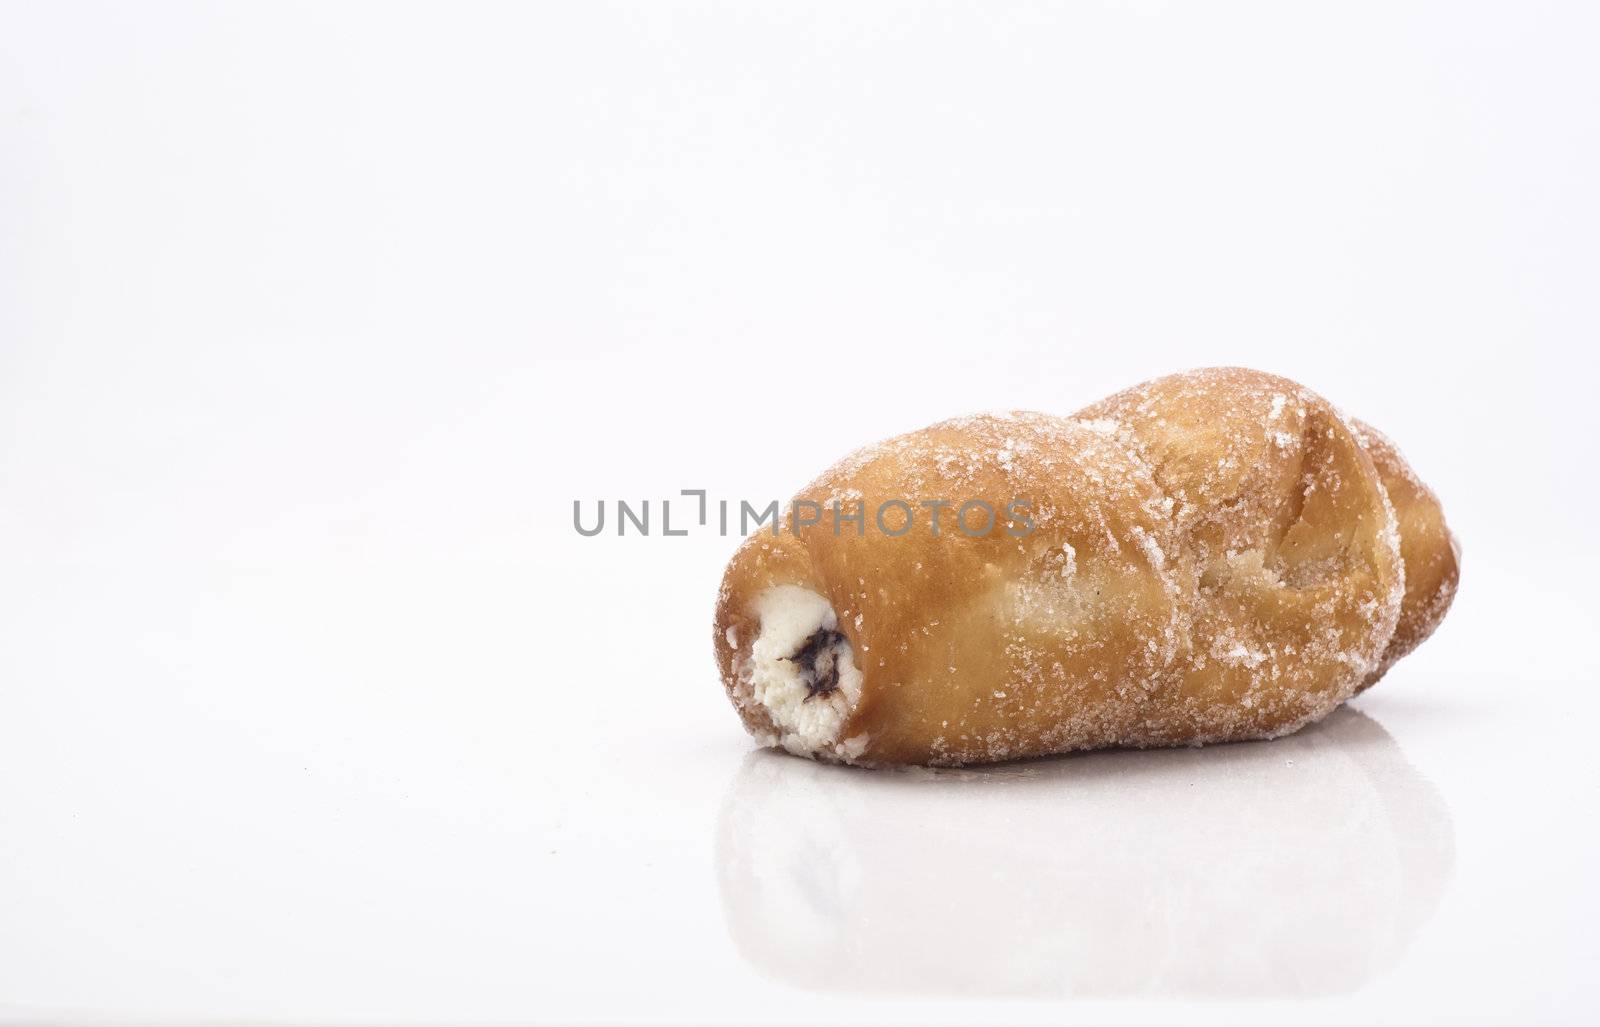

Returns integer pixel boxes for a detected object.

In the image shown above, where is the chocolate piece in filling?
[789,628,846,701]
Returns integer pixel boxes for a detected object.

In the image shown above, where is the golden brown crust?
[713,368,1453,766]
[1349,420,1460,689]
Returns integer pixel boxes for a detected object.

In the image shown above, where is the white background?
[2,2,1597,1024]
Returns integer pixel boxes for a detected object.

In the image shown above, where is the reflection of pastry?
[716,708,1455,996]
[713,368,1458,766]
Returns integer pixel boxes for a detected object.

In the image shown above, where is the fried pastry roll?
[713,368,1457,766]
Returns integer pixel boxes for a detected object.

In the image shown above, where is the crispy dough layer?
[713,368,1457,767]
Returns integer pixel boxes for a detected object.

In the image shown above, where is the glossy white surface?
[3,3,1597,1024]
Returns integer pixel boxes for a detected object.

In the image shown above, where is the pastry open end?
[734,585,866,759]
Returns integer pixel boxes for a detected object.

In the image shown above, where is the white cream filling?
[741,585,865,758]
